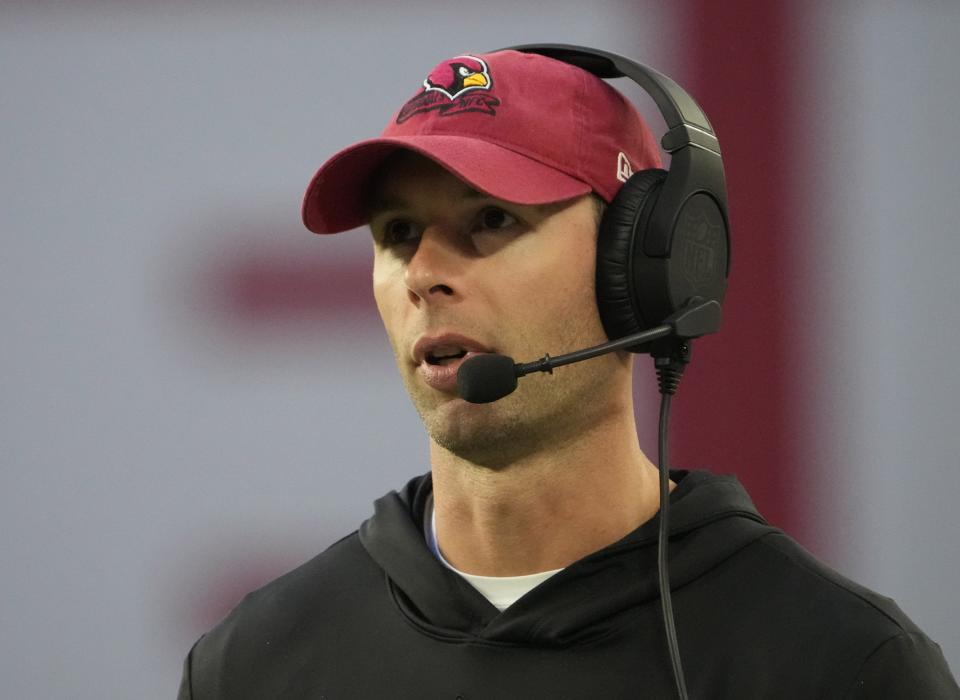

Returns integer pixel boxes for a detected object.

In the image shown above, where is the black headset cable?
[656,348,691,700]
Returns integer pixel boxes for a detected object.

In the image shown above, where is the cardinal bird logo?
[396,55,500,124]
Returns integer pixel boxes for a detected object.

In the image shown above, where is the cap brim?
[301,135,592,234]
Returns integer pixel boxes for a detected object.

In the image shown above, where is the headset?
[506,43,730,355]
[503,44,733,700]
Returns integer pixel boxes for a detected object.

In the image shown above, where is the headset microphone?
[456,354,518,405]
[456,298,721,404]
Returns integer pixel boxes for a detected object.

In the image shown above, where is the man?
[178,49,959,699]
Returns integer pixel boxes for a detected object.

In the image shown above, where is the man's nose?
[403,225,462,304]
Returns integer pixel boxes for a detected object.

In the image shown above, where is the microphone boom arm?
[515,324,673,377]
[455,298,721,404]
[515,298,722,378]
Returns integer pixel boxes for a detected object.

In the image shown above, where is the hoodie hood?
[359,470,777,647]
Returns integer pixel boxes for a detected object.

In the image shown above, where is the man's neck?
[429,408,666,577]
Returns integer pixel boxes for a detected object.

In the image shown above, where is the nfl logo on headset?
[679,204,723,287]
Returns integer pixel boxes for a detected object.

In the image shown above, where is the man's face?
[369,152,631,467]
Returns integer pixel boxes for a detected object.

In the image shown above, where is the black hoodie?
[178,471,959,699]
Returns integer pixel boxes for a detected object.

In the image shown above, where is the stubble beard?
[404,357,623,470]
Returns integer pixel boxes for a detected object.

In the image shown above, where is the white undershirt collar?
[424,495,563,612]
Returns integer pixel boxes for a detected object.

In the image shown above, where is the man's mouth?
[413,334,493,366]
[413,334,494,394]
[424,346,469,366]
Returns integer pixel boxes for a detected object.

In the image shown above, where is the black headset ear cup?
[596,168,668,341]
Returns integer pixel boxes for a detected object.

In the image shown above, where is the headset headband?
[503,43,729,261]
[505,43,720,155]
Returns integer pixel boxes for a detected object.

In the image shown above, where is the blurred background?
[2,1,958,696]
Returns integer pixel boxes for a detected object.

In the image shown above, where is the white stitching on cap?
[616,151,633,183]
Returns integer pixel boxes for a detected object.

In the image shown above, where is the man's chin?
[421,400,560,470]
[420,395,489,436]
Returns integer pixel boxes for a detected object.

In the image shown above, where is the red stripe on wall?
[670,2,807,538]
[202,249,377,329]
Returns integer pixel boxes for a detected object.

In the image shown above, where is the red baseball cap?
[302,49,661,234]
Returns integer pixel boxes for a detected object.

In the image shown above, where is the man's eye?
[382,220,420,245]
[477,207,517,231]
